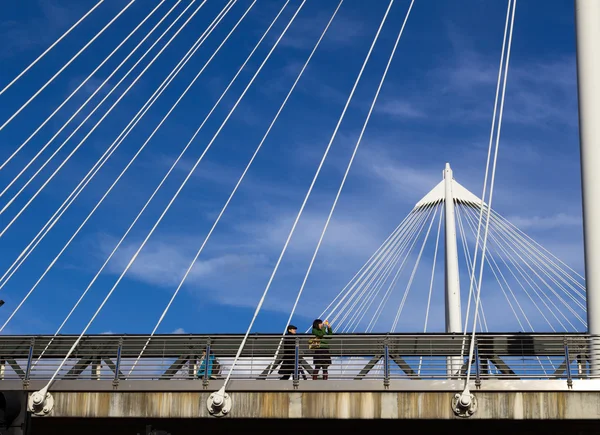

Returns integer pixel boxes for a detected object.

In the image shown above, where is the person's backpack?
[308,337,321,350]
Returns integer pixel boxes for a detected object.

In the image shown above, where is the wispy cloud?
[383,22,578,130]
[279,8,364,50]
[505,213,582,231]
[376,100,426,119]
[0,1,85,59]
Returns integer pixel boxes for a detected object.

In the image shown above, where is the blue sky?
[0,0,585,336]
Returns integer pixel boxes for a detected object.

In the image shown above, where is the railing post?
[384,339,390,388]
[23,337,35,388]
[474,340,481,388]
[113,337,123,387]
[565,338,573,388]
[293,336,299,388]
[203,340,211,387]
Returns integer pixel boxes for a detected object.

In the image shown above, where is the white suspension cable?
[460,206,557,373]
[493,227,586,313]
[0,1,135,131]
[456,205,477,332]
[464,0,516,390]
[483,211,585,326]
[127,0,344,375]
[0,0,212,230]
[462,206,560,331]
[32,0,268,364]
[0,0,172,187]
[28,0,262,363]
[333,208,429,327]
[222,0,393,389]
[391,204,439,332]
[32,0,299,398]
[424,206,444,332]
[418,206,443,376]
[335,209,430,323]
[313,214,412,326]
[283,0,414,336]
[322,210,423,329]
[490,211,586,298]
[0,1,103,98]
[492,210,586,283]
[344,237,411,332]
[0,0,240,330]
[463,0,513,335]
[492,223,586,312]
[349,238,411,332]
[458,206,526,331]
[331,211,420,328]
[458,209,491,334]
[485,212,586,309]
[365,206,435,331]
[470,208,582,323]
[353,207,435,332]
[0,0,212,288]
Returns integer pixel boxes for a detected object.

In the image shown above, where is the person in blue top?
[197,349,219,380]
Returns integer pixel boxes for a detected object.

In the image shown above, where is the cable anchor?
[28,387,54,416]
[452,389,477,418]
[206,387,232,417]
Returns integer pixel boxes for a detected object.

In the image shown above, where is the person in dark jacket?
[279,324,307,380]
[311,319,333,380]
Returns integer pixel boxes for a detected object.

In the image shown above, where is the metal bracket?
[452,391,477,418]
[28,391,54,417]
[206,388,231,418]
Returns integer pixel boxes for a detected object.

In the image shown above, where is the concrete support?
[575,0,600,376]
[42,390,600,419]
[444,163,463,375]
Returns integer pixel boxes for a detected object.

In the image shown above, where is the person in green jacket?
[311,318,333,380]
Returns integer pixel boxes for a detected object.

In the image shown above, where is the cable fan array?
[318,196,585,334]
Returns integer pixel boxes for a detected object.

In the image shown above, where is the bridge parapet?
[0,333,596,387]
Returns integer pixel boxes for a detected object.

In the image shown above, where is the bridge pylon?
[575,0,600,376]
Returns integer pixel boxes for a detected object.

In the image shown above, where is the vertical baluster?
[565,338,573,388]
[293,336,299,388]
[24,338,35,388]
[203,340,211,387]
[384,340,390,388]
[474,341,481,388]
[113,337,123,386]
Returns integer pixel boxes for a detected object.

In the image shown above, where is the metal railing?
[0,333,597,384]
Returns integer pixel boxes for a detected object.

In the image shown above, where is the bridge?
[0,333,599,420]
[0,0,600,433]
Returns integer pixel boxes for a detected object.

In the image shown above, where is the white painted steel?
[575,0,600,375]
[444,164,463,376]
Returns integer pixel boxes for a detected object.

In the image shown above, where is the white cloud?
[172,328,185,334]
[376,100,426,119]
[0,1,86,59]
[97,233,270,289]
[356,147,441,204]
[505,213,582,231]
[279,10,364,50]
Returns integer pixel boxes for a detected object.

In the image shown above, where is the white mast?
[575,0,600,375]
[444,163,463,375]
[416,164,483,376]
